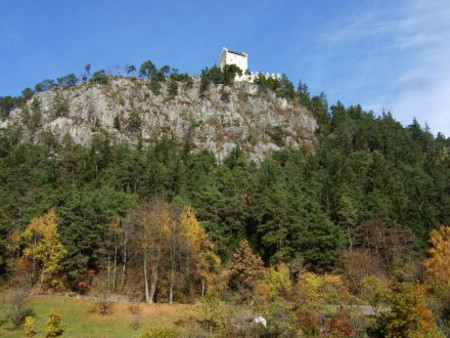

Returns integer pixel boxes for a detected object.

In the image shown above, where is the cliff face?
[0,77,317,162]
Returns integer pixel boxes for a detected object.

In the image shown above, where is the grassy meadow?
[0,295,204,337]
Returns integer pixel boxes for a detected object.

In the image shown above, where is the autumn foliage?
[425,226,450,285]
[228,240,265,293]
[22,210,67,288]
[386,283,443,338]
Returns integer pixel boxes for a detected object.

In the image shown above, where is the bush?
[113,114,121,130]
[23,316,36,337]
[127,111,143,132]
[199,76,209,99]
[327,309,354,337]
[96,297,114,315]
[149,81,161,95]
[140,327,179,337]
[269,126,288,147]
[220,89,230,103]
[45,312,63,337]
[5,283,34,329]
[91,70,108,85]
[129,303,141,331]
[167,79,178,98]
[52,93,69,118]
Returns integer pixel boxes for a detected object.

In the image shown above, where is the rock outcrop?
[0,77,317,162]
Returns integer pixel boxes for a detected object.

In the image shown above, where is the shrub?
[113,114,121,130]
[23,316,36,337]
[140,327,179,337]
[129,303,141,331]
[149,81,161,95]
[127,111,143,132]
[96,297,114,315]
[199,75,209,99]
[269,126,288,147]
[184,76,194,89]
[91,69,108,85]
[27,98,42,133]
[167,79,178,98]
[220,89,230,103]
[328,309,354,337]
[45,312,63,337]
[5,283,33,329]
[52,92,69,118]
[361,275,391,316]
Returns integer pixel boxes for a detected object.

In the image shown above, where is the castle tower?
[219,47,248,73]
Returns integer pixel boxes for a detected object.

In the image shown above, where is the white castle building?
[219,47,281,82]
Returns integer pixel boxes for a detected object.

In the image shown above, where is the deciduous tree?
[425,226,450,285]
[386,283,443,338]
[22,209,67,288]
[229,240,265,293]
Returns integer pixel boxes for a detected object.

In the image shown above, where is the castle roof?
[227,49,246,57]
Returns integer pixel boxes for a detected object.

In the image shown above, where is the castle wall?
[220,48,248,73]
[219,48,281,83]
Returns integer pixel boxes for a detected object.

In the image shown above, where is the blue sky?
[1,0,449,135]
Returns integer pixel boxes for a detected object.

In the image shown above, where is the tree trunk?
[121,230,128,290]
[107,256,111,290]
[169,258,175,304]
[347,231,353,251]
[149,264,158,304]
[32,236,37,284]
[186,253,190,276]
[201,278,206,297]
[113,244,118,291]
[143,252,150,303]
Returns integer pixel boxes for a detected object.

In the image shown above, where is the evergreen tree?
[293,202,344,272]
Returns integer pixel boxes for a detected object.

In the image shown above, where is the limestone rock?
[1,77,317,162]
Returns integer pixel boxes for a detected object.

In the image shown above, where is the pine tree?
[294,202,344,272]
[127,111,142,132]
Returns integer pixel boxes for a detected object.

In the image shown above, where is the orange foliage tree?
[425,226,450,285]
[228,240,265,294]
[386,283,443,338]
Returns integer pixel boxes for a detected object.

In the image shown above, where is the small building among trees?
[219,47,280,82]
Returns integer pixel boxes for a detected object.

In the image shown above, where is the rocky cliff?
[0,77,317,162]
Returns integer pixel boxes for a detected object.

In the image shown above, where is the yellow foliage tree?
[180,206,221,295]
[425,226,450,285]
[361,275,391,316]
[22,209,67,288]
[264,263,291,300]
[297,272,350,313]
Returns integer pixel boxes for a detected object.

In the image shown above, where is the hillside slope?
[0,77,316,162]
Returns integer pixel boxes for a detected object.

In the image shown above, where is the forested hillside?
[1,61,449,336]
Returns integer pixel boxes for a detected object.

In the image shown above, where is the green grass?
[0,295,204,337]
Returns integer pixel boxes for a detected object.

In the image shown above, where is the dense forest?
[0,61,450,336]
